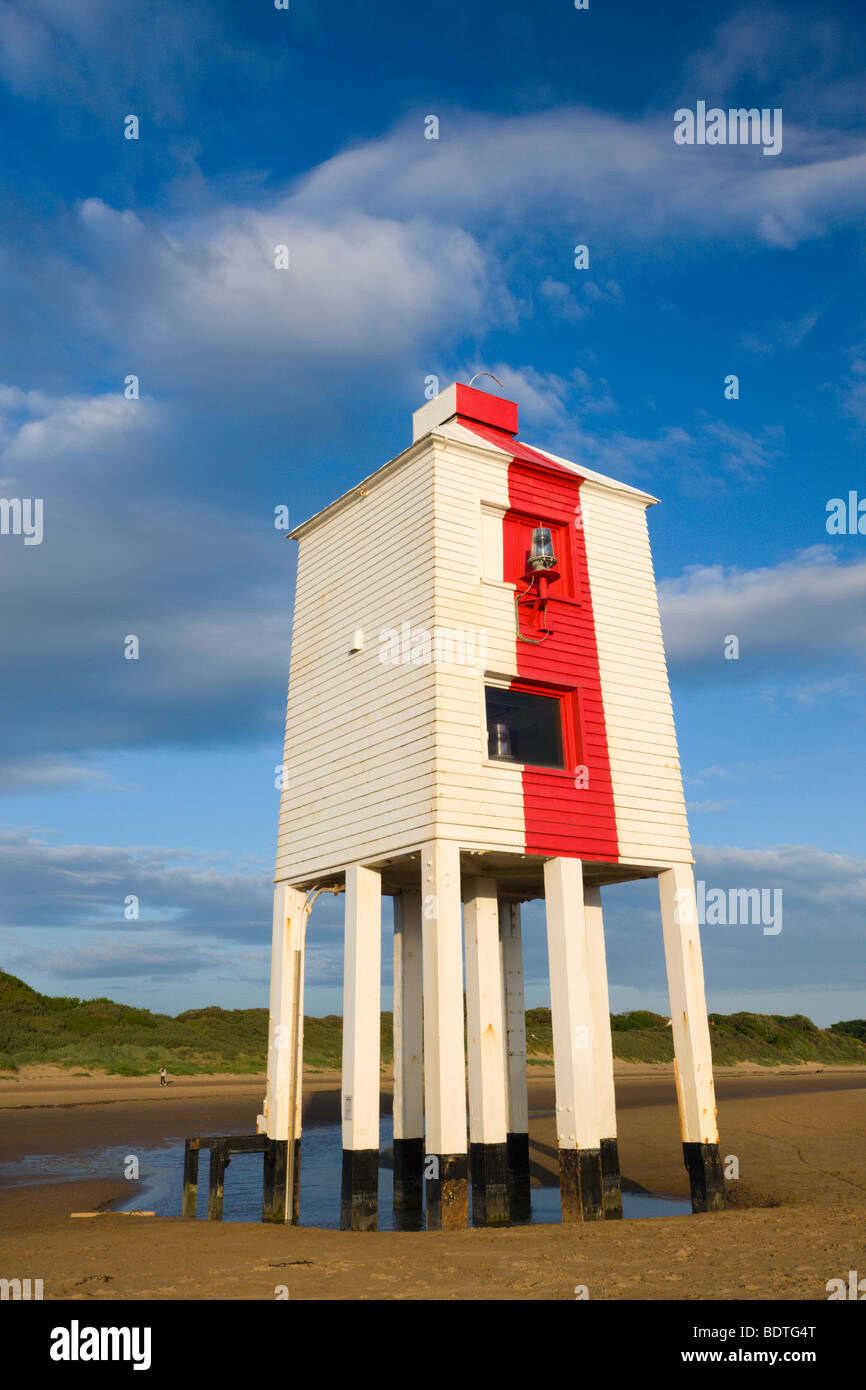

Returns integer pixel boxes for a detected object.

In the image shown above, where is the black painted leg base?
[393,1137,424,1211]
[559,1147,604,1222]
[340,1148,379,1230]
[291,1136,301,1224]
[507,1131,532,1222]
[207,1141,228,1221]
[600,1136,623,1219]
[425,1153,469,1230]
[262,1138,289,1223]
[470,1141,509,1226]
[182,1140,199,1219]
[683,1141,726,1213]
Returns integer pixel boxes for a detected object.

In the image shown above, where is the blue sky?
[0,0,864,1025]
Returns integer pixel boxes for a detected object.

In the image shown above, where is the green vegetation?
[829,1019,866,1043]
[1,971,864,1075]
[704,1012,866,1067]
[0,970,383,1075]
[528,1007,866,1066]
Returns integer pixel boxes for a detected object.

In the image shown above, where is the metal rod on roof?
[468,371,504,390]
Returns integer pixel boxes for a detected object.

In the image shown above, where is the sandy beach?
[1,1064,864,1300]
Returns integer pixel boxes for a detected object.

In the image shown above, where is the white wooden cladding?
[579,482,692,865]
[275,415,692,881]
[276,445,440,880]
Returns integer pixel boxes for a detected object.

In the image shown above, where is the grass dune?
[1,970,864,1076]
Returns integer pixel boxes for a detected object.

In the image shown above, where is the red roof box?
[454,383,518,436]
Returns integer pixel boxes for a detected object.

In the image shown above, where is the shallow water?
[2,1117,691,1226]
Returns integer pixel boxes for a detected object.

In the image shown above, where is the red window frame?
[502,512,576,597]
[500,678,583,774]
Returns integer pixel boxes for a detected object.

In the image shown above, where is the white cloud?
[0,0,234,119]
[517,840,866,1000]
[0,387,293,758]
[760,674,866,711]
[838,344,866,426]
[294,107,866,252]
[0,757,112,793]
[6,101,866,417]
[0,386,161,470]
[740,309,821,355]
[59,199,498,421]
[684,5,866,124]
[472,365,782,490]
[685,6,806,92]
[700,420,785,481]
[3,832,863,1009]
[0,828,272,936]
[538,278,586,323]
[659,547,866,673]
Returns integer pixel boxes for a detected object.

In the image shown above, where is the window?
[480,504,505,580]
[485,686,565,769]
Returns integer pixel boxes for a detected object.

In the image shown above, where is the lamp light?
[528,526,557,571]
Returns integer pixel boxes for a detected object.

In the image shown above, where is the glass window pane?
[485,687,564,768]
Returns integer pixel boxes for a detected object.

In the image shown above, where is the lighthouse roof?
[290,382,658,539]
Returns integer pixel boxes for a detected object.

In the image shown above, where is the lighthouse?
[260,379,725,1230]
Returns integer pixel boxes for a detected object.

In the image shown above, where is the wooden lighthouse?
[259,380,726,1230]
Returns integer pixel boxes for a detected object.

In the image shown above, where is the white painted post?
[464,877,509,1224]
[341,863,382,1230]
[263,880,306,1221]
[291,914,306,1224]
[583,885,622,1217]
[499,899,530,1217]
[543,856,603,1221]
[658,864,725,1211]
[420,840,468,1229]
[393,889,424,1213]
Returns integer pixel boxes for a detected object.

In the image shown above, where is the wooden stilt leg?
[207,1141,227,1221]
[421,841,468,1230]
[658,865,726,1213]
[543,857,603,1222]
[584,886,622,1219]
[393,890,424,1217]
[262,1139,288,1223]
[465,877,509,1226]
[263,881,307,1222]
[291,937,305,1225]
[340,864,382,1231]
[182,1140,199,1218]
[499,900,530,1221]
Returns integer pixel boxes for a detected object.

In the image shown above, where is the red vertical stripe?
[460,418,619,862]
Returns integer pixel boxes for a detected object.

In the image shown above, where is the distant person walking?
[159,1066,167,1087]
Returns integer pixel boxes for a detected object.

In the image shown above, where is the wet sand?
[1,1065,864,1300]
